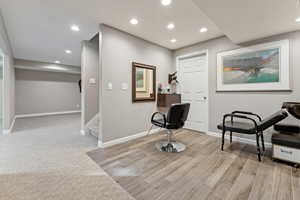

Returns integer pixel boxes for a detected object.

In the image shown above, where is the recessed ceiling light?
[200,27,208,33]
[130,18,139,25]
[296,17,300,22]
[161,0,172,6]
[167,23,175,30]
[54,60,61,64]
[65,50,72,54]
[71,25,80,32]
[170,38,177,43]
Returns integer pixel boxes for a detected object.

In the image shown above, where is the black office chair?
[150,103,190,153]
[217,110,288,161]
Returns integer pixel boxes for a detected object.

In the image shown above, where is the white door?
[178,53,208,132]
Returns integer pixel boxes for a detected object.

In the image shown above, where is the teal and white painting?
[223,48,279,84]
[217,40,290,91]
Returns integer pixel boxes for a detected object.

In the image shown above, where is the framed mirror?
[132,62,156,102]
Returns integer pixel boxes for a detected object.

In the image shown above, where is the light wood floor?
[88,130,300,200]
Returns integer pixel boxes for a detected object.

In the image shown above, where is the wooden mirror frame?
[132,62,156,103]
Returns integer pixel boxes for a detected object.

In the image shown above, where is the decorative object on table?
[168,72,178,84]
[166,86,170,93]
[132,62,156,102]
[217,40,290,91]
[168,71,179,94]
[158,83,163,93]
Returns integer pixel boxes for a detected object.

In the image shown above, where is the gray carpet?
[0,173,135,200]
[0,114,135,200]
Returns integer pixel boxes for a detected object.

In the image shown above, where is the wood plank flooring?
[87,130,300,200]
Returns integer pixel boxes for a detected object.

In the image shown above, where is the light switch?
[121,83,128,90]
[107,82,113,90]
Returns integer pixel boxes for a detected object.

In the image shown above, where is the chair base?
[155,141,186,153]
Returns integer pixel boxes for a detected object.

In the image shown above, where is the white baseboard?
[84,114,99,137]
[98,128,161,148]
[16,110,81,119]
[207,131,272,148]
[85,114,99,129]
[3,116,17,135]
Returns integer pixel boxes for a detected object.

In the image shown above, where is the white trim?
[176,50,209,133]
[98,31,104,150]
[16,110,81,119]
[176,50,208,60]
[85,114,99,129]
[80,41,87,133]
[2,51,9,135]
[207,131,272,148]
[3,115,16,135]
[85,113,99,137]
[0,50,4,134]
[98,128,161,148]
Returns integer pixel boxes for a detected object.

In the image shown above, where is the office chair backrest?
[167,103,190,129]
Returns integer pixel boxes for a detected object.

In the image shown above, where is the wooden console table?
[157,94,181,107]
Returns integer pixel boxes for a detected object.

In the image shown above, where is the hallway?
[0,114,134,200]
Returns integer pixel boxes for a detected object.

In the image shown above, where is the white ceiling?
[0,0,223,66]
[193,0,300,44]
[2,0,300,67]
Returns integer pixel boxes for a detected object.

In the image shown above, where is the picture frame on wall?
[216,40,290,91]
[136,68,147,92]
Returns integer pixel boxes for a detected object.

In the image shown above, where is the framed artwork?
[136,68,146,92]
[217,40,290,91]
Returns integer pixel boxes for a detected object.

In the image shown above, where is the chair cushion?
[272,133,300,149]
[217,121,256,134]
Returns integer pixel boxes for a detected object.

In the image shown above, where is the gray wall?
[0,10,15,130]
[81,35,99,125]
[174,31,300,142]
[99,25,173,142]
[16,69,81,115]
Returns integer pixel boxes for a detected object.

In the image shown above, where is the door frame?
[0,48,6,134]
[176,50,209,133]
